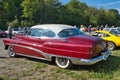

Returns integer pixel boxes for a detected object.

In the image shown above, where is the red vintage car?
[3,24,111,69]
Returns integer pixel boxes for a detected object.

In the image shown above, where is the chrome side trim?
[6,43,52,61]
[16,53,49,61]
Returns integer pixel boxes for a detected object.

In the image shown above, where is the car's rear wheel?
[55,57,72,69]
[107,42,116,50]
[8,46,16,57]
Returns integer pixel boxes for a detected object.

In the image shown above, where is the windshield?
[110,30,119,36]
[117,28,120,32]
[58,28,84,38]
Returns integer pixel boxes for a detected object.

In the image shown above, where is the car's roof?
[31,24,75,34]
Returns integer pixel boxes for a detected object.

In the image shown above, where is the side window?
[110,31,118,36]
[95,32,103,37]
[58,28,84,38]
[27,29,36,36]
[58,30,68,37]
[41,29,55,37]
[27,28,42,37]
[27,28,55,37]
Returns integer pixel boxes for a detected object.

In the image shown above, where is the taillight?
[91,40,107,58]
[92,44,102,55]
[91,43,103,57]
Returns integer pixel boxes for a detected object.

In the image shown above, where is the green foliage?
[21,20,34,27]
[21,0,40,19]
[12,18,19,28]
[0,0,120,28]
[0,1,7,30]
[105,10,119,26]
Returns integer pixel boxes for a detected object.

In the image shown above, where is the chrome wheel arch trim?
[6,43,51,60]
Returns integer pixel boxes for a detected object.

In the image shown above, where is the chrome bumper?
[71,50,111,65]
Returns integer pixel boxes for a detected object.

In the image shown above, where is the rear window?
[58,28,84,38]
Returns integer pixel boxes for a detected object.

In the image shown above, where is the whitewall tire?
[8,46,16,57]
[55,57,72,69]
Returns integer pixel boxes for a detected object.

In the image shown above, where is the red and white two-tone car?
[3,24,111,68]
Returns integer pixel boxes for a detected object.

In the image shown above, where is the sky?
[60,0,120,13]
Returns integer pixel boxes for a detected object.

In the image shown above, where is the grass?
[0,49,120,80]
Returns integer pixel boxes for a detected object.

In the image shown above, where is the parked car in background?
[12,28,24,35]
[3,24,111,69]
[0,29,7,38]
[93,30,120,50]
[5,28,24,36]
[116,27,120,34]
[103,28,120,36]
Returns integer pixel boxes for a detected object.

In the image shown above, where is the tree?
[42,0,61,23]
[21,0,41,26]
[0,0,7,30]
[61,0,88,26]
[4,0,23,22]
[105,10,118,26]
[0,0,120,28]
[97,8,106,26]
[84,7,98,26]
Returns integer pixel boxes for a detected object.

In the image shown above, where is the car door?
[19,28,55,58]
[19,28,46,58]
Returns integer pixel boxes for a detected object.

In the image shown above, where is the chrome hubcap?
[108,42,114,50]
[57,57,68,66]
[8,46,15,57]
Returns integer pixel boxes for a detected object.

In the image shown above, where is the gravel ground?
[0,38,8,58]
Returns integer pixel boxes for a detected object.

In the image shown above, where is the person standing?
[80,25,84,32]
[8,23,13,38]
[100,25,103,30]
[88,24,91,35]
[96,25,99,30]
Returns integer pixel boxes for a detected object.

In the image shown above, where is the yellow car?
[93,30,120,50]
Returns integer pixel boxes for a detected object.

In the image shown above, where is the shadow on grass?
[18,55,56,66]
[0,77,4,80]
[0,57,9,58]
[113,47,120,51]
[72,55,120,75]
[15,54,120,73]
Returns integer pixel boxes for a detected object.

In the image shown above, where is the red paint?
[3,34,104,59]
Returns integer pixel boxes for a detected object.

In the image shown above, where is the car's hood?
[66,35,101,45]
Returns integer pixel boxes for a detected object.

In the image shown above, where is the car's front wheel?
[55,57,72,69]
[107,42,116,50]
[8,46,16,57]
